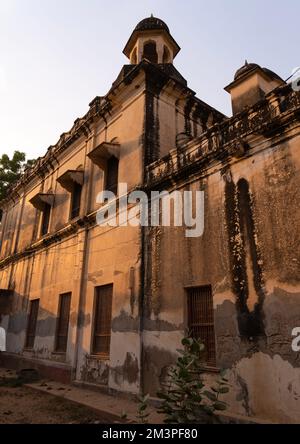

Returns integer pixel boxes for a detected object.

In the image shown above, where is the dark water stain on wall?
[113,352,139,386]
[143,66,168,165]
[112,310,139,333]
[215,286,300,369]
[142,345,177,396]
[224,175,265,339]
[8,312,28,335]
[35,315,57,338]
[81,354,109,385]
[76,310,91,328]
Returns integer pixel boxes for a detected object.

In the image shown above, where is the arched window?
[142,41,158,64]
[163,46,170,64]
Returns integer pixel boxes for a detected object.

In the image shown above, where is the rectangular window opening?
[106,156,119,196]
[92,284,113,358]
[55,292,72,353]
[25,299,40,349]
[40,204,51,237]
[70,182,82,220]
[187,285,216,367]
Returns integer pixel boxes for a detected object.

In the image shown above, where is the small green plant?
[157,336,230,424]
[120,411,128,421]
[136,394,150,424]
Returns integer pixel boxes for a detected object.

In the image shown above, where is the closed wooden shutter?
[187,286,216,366]
[25,299,39,349]
[55,293,71,353]
[92,284,113,357]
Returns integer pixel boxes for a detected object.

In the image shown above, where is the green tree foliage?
[0,151,35,202]
[157,337,230,424]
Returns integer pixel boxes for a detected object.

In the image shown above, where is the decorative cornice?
[0,61,226,209]
[0,97,112,208]
[145,85,300,187]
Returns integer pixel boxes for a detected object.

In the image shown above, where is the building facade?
[0,17,299,423]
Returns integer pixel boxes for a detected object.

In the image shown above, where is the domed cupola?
[225,60,285,115]
[123,15,180,65]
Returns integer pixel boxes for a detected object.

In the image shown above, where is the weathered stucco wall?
[76,223,141,392]
[0,54,299,424]
[144,111,300,422]
[0,68,146,392]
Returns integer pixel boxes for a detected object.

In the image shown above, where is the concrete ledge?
[0,352,72,384]
[0,358,275,424]
[25,382,129,424]
[25,380,163,424]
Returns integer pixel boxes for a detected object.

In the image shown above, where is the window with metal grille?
[106,156,119,195]
[25,299,39,349]
[55,293,71,353]
[40,204,51,237]
[92,284,113,357]
[187,286,216,366]
[70,182,82,219]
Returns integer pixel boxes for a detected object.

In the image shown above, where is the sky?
[0,0,299,160]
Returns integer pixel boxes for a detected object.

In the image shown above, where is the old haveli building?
[0,16,299,423]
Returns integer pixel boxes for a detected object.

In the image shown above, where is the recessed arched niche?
[142,41,158,64]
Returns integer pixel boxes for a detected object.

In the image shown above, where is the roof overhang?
[29,193,54,211]
[57,170,84,192]
[88,142,120,169]
[123,29,181,59]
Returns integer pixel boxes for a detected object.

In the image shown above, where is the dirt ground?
[0,369,108,424]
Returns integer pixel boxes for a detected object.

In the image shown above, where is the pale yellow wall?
[0,71,146,393]
[76,222,141,392]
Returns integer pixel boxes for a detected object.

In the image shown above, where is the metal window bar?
[92,284,113,357]
[187,286,216,366]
